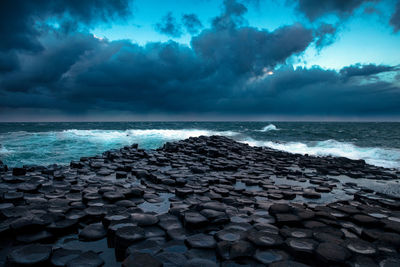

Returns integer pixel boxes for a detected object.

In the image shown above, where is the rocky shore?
[0,135,400,266]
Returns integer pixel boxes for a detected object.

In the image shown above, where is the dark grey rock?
[79,223,107,241]
[66,251,104,267]
[186,233,216,249]
[8,244,52,265]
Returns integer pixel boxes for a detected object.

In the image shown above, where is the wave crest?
[259,124,278,132]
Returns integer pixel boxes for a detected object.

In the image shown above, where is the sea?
[0,122,400,169]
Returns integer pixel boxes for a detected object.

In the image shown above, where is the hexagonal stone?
[131,213,159,226]
[269,204,291,215]
[186,233,216,249]
[346,239,376,255]
[280,227,312,239]
[126,239,162,256]
[103,191,125,202]
[247,230,283,247]
[8,244,52,265]
[123,252,162,267]
[115,226,146,248]
[200,209,226,219]
[352,214,381,227]
[4,191,24,202]
[275,214,301,226]
[167,228,187,240]
[102,214,130,228]
[79,223,107,241]
[254,249,288,265]
[201,201,227,212]
[51,248,82,267]
[270,260,310,267]
[85,206,107,218]
[175,188,193,198]
[302,190,321,199]
[16,230,53,243]
[66,251,104,267]
[184,212,208,229]
[144,226,166,238]
[286,238,318,256]
[215,228,243,242]
[184,258,218,267]
[316,242,351,264]
[162,240,188,254]
[156,252,187,266]
[230,240,255,259]
[158,216,182,231]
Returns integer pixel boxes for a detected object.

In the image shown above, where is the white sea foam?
[61,129,238,142]
[258,124,278,132]
[0,146,11,154]
[243,138,400,169]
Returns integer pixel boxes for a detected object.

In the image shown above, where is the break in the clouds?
[0,0,399,120]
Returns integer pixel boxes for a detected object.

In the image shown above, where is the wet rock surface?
[0,135,399,266]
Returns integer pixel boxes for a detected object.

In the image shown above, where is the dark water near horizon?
[1,122,400,169]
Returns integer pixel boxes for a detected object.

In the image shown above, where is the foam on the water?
[243,138,400,169]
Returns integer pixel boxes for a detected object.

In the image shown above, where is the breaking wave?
[62,129,238,142]
[243,138,400,169]
[258,124,278,132]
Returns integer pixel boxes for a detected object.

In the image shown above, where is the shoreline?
[0,135,399,266]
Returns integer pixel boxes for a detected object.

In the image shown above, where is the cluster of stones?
[0,135,399,266]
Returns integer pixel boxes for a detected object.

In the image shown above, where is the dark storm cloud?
[1,0,400,119]
[182,14,203,35]
[390,0,400,32]
[0,0,132,52]
[314,23,338,49]
[155,12,183,37]
[192,23,313,75]
[290,0,378,21]
[212,0,248,29]
[1,32,101,93]
[340,64,397,79]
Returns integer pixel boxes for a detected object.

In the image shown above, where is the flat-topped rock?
[8,244,52,265]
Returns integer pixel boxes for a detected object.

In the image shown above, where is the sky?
[0,0,399,121]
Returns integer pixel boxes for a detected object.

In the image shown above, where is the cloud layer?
[0,0,399,120]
